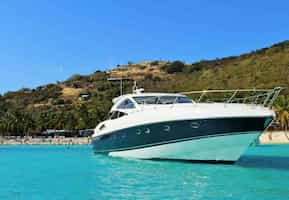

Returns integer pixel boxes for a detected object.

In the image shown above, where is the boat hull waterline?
[92,116,273,162]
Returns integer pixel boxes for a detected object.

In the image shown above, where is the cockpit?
[108,95,193,120]
[132,95,192,105]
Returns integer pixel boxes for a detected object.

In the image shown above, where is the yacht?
[92,85,282,163]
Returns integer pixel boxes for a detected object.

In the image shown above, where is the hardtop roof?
[112,92,187,104]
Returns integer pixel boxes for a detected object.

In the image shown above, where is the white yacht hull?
[108,132,260,162]
[93,104,274,163]
[92,89,280,163]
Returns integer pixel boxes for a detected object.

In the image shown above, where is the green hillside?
[0,41,289,136]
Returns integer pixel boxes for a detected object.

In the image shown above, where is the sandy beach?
[0,136,91,145]
[259,131,289,145]
[0,132,288,145]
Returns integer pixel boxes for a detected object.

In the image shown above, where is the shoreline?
[1,131,289,145]
[0,136,91,145]
[259,131,289,145]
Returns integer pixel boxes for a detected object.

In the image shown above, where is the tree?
[275,95,289,139]
[75,104,90,130]
[162,61,185,74]
[64,112,77,130]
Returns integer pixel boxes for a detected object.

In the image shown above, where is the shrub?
[162,61,185,74]
[67,74,83,82]
[190,63,203,72]
[150,61,159,66]
[72,82,82,88]
[138,65,146,70]
[89,71,107,82]
[153,76,162,81]
[53,98,65,105]
[144,73,153,80]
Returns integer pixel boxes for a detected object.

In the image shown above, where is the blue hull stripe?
[93,131,257,153]
[92,117,272,153]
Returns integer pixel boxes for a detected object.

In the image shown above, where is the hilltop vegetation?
[0,41,289,136]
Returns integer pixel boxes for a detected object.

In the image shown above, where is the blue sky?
[0,0,288,94]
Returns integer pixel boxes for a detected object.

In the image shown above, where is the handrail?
[130,87,283,108]
[180,88,275,95]
[179,87,283,108]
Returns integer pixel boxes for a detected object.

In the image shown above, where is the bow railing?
[180,87,283,108]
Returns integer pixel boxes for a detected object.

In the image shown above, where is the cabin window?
[117,99,136,109]
[176,96,193,103]
[158,96,178,104]
[109,111,127,120]
[109,111,118,120]
[133,96,158,104]
[118,112,127,118]
[133,96,192,105]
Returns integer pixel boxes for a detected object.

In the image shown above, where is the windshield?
[133,96,158,104]
[133,96,192,105]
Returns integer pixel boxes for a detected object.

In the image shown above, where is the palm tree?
[6,111,18,136]
[274,95,289,140]
[0,111,13,136]
[0,116,6,136]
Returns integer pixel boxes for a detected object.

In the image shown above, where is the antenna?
[132,81,144,94]
[132,81,137,93]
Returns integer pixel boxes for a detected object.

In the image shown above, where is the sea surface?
[1,145,289,200]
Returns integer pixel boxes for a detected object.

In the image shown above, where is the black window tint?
[158,96,177,104]
[109,111,127,120]
[133,96,192,105]
[109,111,118,120]
[118,112,127,118]
[177,96,192,103]
[117,99,135,109]
[133,96,158,104]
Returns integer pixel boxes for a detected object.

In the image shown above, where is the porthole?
[145,128,150,134]
[136,129,141,135]
[164,125,170,132]
[191,122,200,129]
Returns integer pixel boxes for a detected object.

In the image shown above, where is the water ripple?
[1,145,289,199]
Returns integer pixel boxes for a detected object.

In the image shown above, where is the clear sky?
[0,0,288,94]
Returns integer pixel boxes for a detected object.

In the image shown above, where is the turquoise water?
[1,145,289,200]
